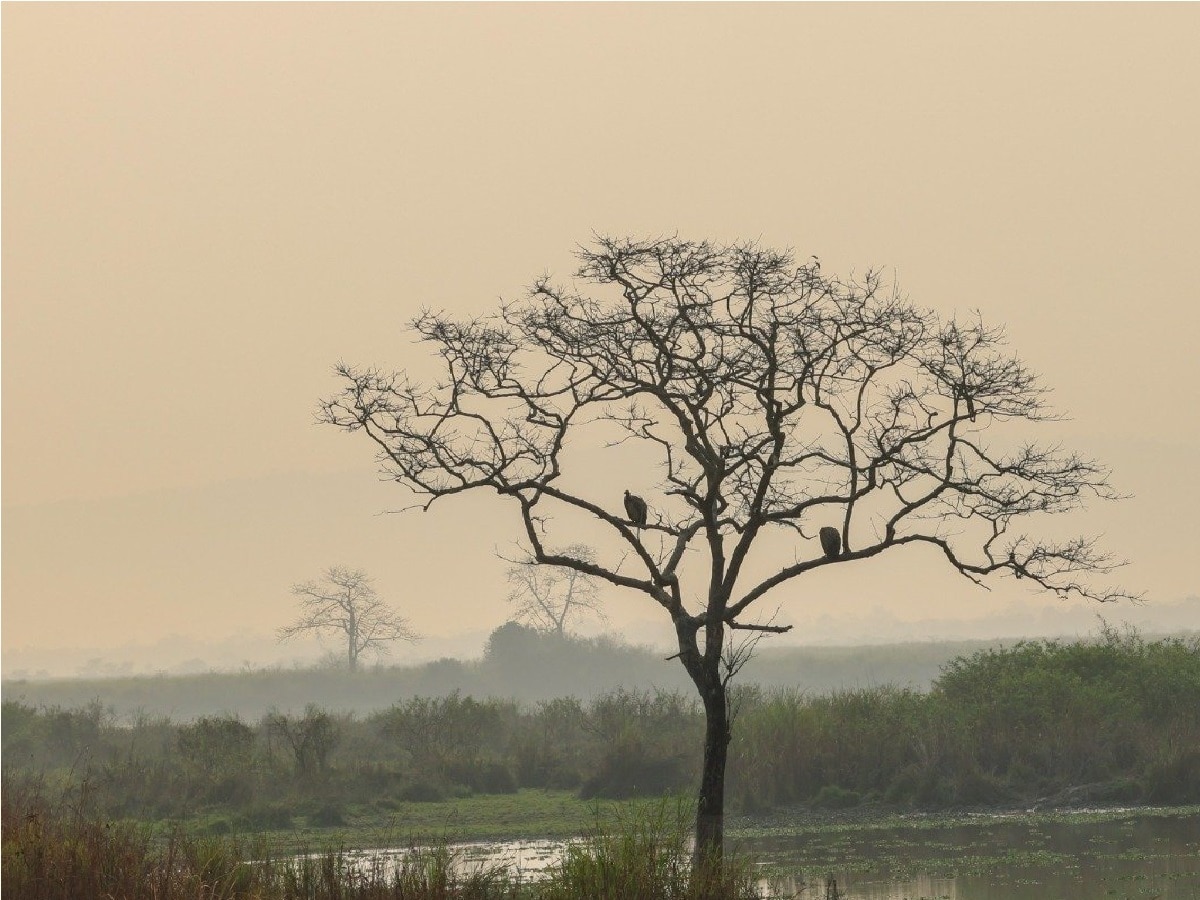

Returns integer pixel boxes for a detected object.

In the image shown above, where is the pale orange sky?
[3,4,1198,662]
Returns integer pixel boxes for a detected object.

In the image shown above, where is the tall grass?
[1,777,761,900]
[1,774,263,899]
[541,800,759,900]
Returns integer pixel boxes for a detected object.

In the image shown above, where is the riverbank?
[175,787,1200,856]
[7,771,1196,900]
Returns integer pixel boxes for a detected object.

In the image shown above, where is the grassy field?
[5,626,1198,843]
[187,789,673,853]
[180,788,1200,857]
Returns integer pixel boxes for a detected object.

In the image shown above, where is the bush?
[579,734,692,800]
[202,818,233,835]
[307,802,346,827]
[811,784,861,809]
[952,768,1012,806]
[399,781,447,803]
[233,803,292,831]
[472,762,518,794]
[1144,748,1200,803]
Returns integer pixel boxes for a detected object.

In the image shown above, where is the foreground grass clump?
[2,777,761,900]
[1,775,265,900]
[541,802,760,900]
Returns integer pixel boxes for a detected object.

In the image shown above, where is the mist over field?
[5,594,1198,684]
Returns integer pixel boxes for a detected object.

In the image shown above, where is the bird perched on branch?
[624,490,648,528]
[819,526,842,560]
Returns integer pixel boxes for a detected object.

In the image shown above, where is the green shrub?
[233,803,292,831]
[1144,748,1200,803]
[202,818,233,835]
[307,802,346,827]
[579,733,692,800]
[811,784,861,809]
[473,762,519,794]
[399,780,448,802]
[952,768,1012,806]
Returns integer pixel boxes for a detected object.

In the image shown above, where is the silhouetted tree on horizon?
[503,543,607,636]
[322,235,1133,866]
[278,566,420,672]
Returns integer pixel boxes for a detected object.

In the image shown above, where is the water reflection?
[334,810,1199,899]
[761,873,958,900]
[333,837,575,881]
[752,810,1200,900]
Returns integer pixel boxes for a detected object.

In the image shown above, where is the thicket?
[727,625,1200,810]
[3,627,1196,831]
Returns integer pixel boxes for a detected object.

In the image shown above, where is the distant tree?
[504,543,607,636]
[278,566,420,672]
[322,236,1133,865]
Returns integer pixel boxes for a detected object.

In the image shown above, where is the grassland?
[186,789,671,852]
[4,626,1198,839]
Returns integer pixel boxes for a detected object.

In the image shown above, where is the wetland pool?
[747,808,1200,899]
[336,808,1199,899]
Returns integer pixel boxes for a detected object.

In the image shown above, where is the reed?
[539,800,760,900]
[2,777,762,900]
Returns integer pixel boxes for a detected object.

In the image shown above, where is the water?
[331,837,574,881]
[344,809,1200,899]
[748,810,1200,899]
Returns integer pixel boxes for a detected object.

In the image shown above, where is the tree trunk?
[693,676,730,868]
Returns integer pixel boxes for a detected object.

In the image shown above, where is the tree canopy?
[278,566,419,672]
[323,236,1131,859]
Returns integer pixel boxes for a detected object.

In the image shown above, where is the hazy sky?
[4,4,1198,665]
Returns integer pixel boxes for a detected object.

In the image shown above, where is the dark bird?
[954,385,978,422]
[624,490,648,528]
[819,526,842,560]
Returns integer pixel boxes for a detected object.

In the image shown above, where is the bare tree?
[503,543,607,636]
[321,236,1133,864]
[278,566,420,672]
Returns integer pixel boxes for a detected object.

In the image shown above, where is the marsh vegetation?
[5,628,1198,823]
[4,628,1198,897]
